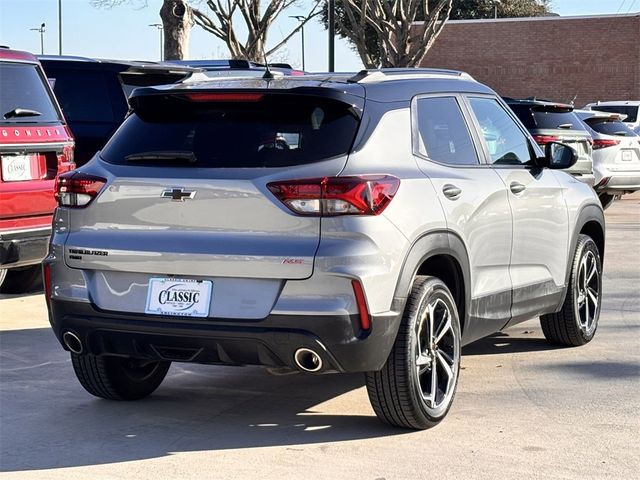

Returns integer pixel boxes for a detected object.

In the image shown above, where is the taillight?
[592,139,621,150]
[267,175,400,216]
[183,92,264,102]
[532,135,560,145]
[55,171,106,207]
[43,263,52,300]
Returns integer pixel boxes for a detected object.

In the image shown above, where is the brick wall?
[420,14,640,107]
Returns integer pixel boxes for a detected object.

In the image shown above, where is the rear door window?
[414,96,480,166]
[101,94,360,168]
[0,63,61,125]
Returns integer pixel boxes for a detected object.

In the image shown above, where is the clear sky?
[1,0,638,72]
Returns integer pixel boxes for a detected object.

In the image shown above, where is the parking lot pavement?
[0,195,638,480]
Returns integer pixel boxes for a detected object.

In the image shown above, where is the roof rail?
[348,68,475,83]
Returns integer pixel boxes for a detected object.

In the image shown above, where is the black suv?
[39,56,197,166]
[505,98,595,186]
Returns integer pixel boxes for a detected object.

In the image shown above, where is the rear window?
[585,118,638,137]
[591,106,638,123]
[101,94,360,168]
[508,104,585,131]
[0,62,61,124]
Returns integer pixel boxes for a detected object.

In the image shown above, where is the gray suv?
[45,69,605,429]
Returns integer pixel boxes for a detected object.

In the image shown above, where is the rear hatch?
[584,116,640,170]
[62,86,363,318]
[0,58,74,232]
[509,103,593,175]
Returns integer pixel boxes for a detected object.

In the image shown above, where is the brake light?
[55,171,106,207]
[43,263,52,300]
[532,135,560,145]
[352,280,371,331]
[592,139,621,150]
[267,176,400,216]
[184,92,264,102]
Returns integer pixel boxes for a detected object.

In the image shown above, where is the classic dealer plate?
[145,278,212,317]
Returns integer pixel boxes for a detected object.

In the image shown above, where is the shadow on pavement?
[0,328,405,472]
[462,331,564,356]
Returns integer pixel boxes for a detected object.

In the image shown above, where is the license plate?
[1,155,34,181]
[621,150,633,161]
[145,278,212,317]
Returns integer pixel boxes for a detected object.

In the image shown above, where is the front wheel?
[365,276,461,429]
[540,234,602,346]
[71,354,170,400]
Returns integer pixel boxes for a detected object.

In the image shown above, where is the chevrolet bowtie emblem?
[161,188,196,201]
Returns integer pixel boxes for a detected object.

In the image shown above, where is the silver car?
[45,69,605,429]
[575,109,640,209]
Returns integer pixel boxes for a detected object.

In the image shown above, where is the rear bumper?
[0,228,51,268]
[570,172,595,187]
[596,174,640,193]
[47,299,402,373]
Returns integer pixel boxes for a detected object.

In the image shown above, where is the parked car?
[39,56,197,166]
[0,48,75,293]
[575,109,640,209]
[164,59,304,79]
[585,101,640,135]
[504,98,595,185]
[45,69,605,430]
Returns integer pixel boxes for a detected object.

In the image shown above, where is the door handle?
[510,182,526,194]
[442,184,462,199]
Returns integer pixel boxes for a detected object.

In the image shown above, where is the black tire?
[540,234,602,346]
[0,265,42,294]
[598,193,616,210]
[71,354,170,400]
[365,276,461,430]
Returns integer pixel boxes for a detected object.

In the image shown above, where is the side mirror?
[537,142,578,169]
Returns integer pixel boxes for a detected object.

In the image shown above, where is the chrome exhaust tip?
[293,348,323,373]
[62,331,83,355]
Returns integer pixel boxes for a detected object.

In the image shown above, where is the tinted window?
[47,69,116,123]
[508,104,585,130]
[585,118,638,137]
[415,97,479,165]
[469,98,534,165]
[591,106,638,123]
[101,94,360,168]
[0,63,61,124]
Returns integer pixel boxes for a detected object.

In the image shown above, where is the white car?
[585,101,640,135]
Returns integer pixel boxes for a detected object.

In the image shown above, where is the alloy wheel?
[575,250,600,335]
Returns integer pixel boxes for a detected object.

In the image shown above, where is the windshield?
[101,94,360,168]
[0,62,61,124]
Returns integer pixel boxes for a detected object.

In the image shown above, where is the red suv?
[0,48,74,293]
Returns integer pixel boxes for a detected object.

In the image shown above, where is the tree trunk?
[160,0,193,60]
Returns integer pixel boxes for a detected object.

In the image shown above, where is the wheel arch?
[393,230,471,334]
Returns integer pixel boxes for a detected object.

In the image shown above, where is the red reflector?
[351,280,371,331]
[184,92,264,102]
[592,139,621,150]
[532,135,560,145]
[43,263,52,300]
[267,175,400,217]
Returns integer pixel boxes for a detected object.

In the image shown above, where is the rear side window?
[46,69,117,123]
[591,106,638,123]
[585,118,637,137]
[0,63,61,124]
[414,96,479,166]
[101,94,360,168]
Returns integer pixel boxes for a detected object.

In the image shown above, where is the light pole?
[494,0,501,19]
[328,0,335,72]
[58,0,62,55]
[30,23,46,55]
[289,15,306,71]
[149,23,163,61]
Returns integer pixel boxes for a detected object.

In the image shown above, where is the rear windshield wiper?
[557,123,573,129]
[3,108,42,119]
[125,151,197,163]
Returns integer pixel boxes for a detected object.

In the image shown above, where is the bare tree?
[91,0,193,60]
[191,1,322,62]
[337,0,453,68]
